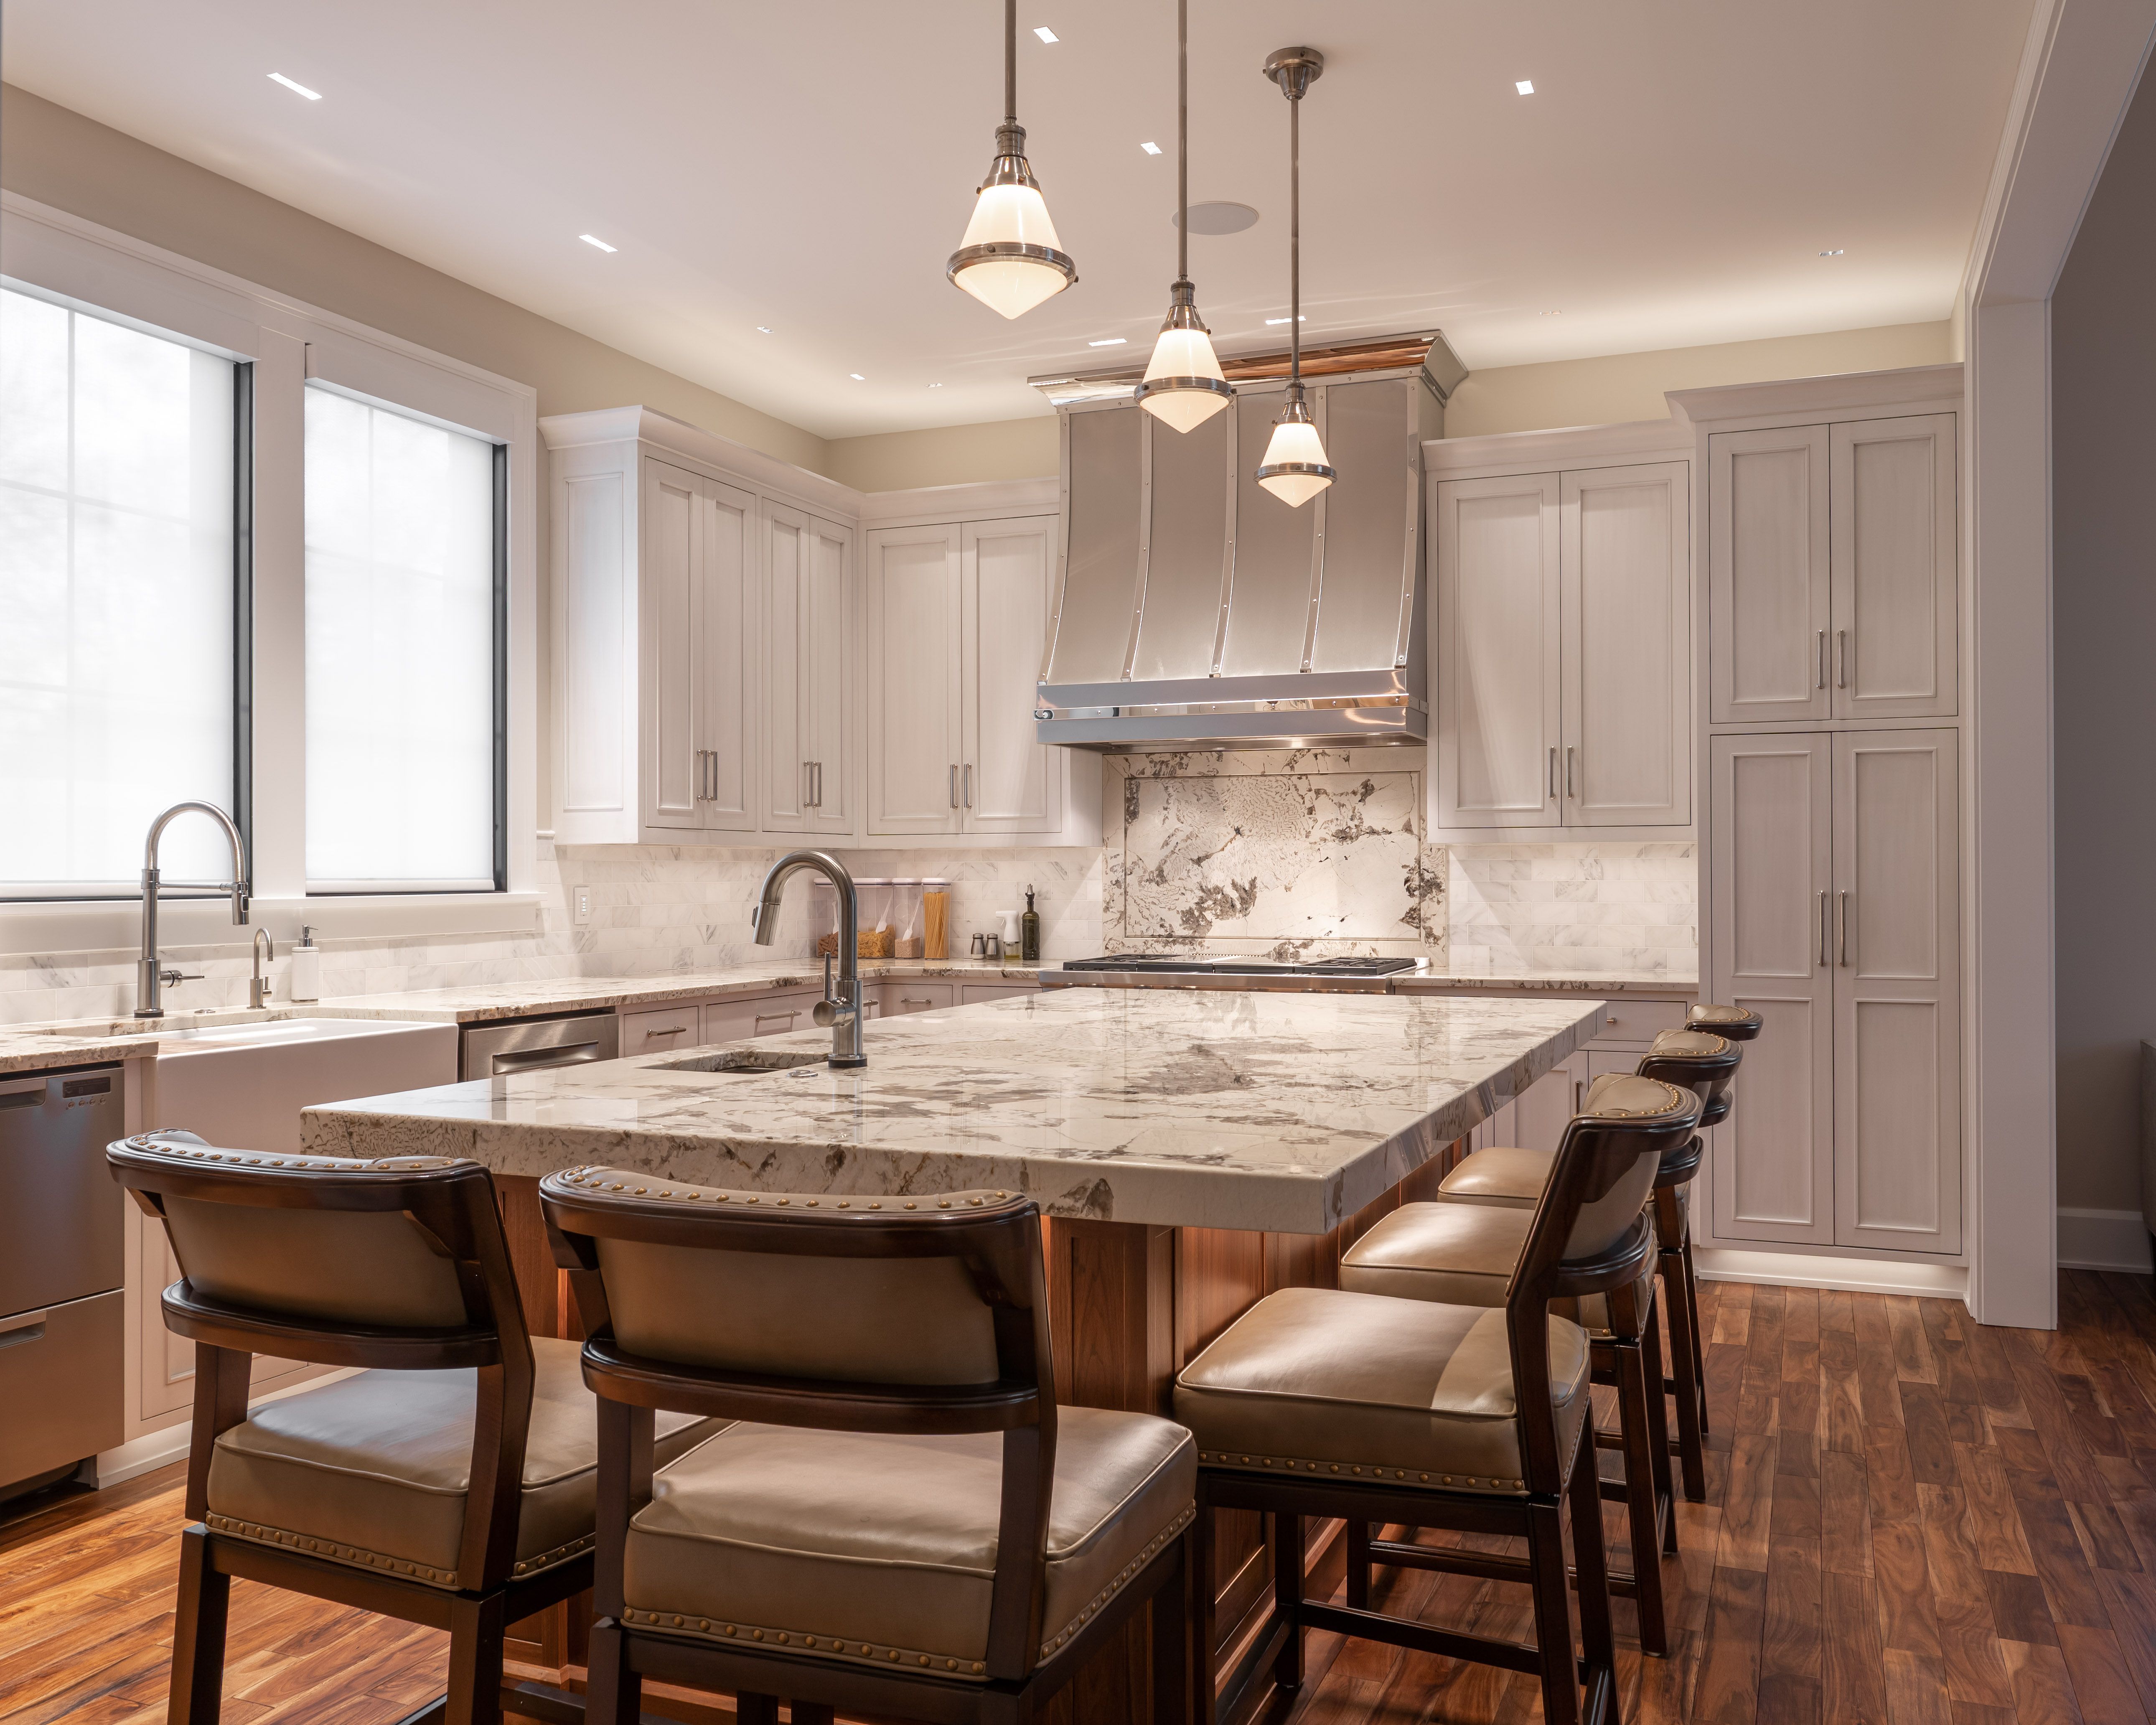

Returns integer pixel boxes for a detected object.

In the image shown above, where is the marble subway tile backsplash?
[1446,842,1698,975]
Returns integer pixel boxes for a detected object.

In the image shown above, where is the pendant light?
[1132,0,1232,433]
[1253,46,1334,508]
[947,0,1078,320]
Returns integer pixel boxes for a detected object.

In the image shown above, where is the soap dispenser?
[1020,885,1041,964]
[287,925,322,1002]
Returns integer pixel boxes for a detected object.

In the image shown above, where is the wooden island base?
[491,1156,1457,1725]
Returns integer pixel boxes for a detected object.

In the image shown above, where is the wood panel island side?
[302,987,1605,1725]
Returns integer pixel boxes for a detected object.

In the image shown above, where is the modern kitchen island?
[301,987,1607,1725]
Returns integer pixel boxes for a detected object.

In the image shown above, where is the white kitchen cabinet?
[1562,463,1690,825]
[1435,463,1690,832]
[620,1003,700,1057]
[761,504,855,837]
[1708,415,1957,726]
[1706,729,1960,1254]
[867,516,1091,841]
[1435,473,1561,829]
[1830,416,1957,720]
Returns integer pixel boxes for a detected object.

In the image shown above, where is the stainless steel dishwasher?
[459,1011,621,1082]
[0,1064,125,1500]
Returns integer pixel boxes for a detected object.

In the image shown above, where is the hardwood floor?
[10,1272,2156,1725]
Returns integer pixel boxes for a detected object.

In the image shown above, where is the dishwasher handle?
[488,1039,608,1075]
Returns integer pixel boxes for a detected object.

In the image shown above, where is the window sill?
[0,892,546,958]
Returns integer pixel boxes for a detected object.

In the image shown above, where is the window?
[303,385,504,891]
[0,287,243,895]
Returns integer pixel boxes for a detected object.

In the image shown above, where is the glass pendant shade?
[948,127,1077,320]
[1255,394,1335,508]
[1134,285,1232,432]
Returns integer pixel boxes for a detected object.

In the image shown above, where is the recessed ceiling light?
[849,373,866,381]
[1035,26,1058,43]
[1141,141,1163,155]
[755,325,773,333]
[929,382,943,388]
[1088,337,1127,347]
[1541,309,1562,315]
[1820,248,1845,256]
[579,234,617,252]
[1264,315,1305,326]
[268,72,321,100]
[1515,79,1535,95]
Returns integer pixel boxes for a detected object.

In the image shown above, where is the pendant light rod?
[1177,0,1189,283]
[1288,72,1300,386]
[1004,0,1017,126]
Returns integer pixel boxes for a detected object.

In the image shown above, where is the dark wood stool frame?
[1195,1085,1702,1725]
[541,1179,1197,1725]
[106,1134,584,1725]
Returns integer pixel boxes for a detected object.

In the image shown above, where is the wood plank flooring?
[10,1272,2156,1725]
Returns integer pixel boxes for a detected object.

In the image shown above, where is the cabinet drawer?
[960,983,1037,1006]
[885,983,956,1015]
[2,1289,122,1482]
[1586,999,1687,1046]
[702,990,821,1043]
[620,1005,701,1056]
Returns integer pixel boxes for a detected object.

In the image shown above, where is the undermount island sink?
[651,1047,828,1076]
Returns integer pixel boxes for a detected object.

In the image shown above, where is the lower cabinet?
[1707,729,1961,1253]
[620,1003,700,1058]
[885,982,957,1015]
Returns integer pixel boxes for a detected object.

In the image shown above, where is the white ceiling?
[3,0,2033,441]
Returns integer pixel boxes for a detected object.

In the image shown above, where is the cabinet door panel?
[1709,733,1834,1244]
[699,480,757,831]
[1709,429,1831,723]
[1831,416,1957,720]
[641,460,704,829]
[1510,1052,1587,1151]
[760,501,809,832]
[867,526,964,834]
[966,518,1060,833]
[1563,462,1689,825]
[1436,473,1561,827]
[806,516,854,837]
[1833,730,1960,1253]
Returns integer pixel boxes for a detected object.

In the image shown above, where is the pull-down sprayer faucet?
[136,801,249,1018]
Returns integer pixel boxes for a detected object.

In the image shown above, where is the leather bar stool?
[106,1131,722,1725]
[1174,1076,1700,1725]
[541,1173,1199,1725]
[1424,1026,1745,1504]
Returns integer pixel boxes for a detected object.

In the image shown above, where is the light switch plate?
[574,887,592,926]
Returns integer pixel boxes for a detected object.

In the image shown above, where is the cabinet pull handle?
[1838,890,1850,966]
[1548,746,1557,800]
[754,1010,798,1033]
[950,765,959,809]
[1836,629,1848,689]
[814,761,822,808]
[1565,746,1576,799]
[900,995,935,1007]
[1818,889,1828,967]
[1817,629,1827,690]
[964,763,974,808]
[1573,1078,1584,1112]
[693,750,704,801]
[645,1024,687,1041]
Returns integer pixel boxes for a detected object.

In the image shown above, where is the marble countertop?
[300,988,1606,1234]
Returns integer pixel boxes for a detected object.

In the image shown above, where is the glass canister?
[809,878,896,959]
[921,877,951,961]
[891,878,925,959]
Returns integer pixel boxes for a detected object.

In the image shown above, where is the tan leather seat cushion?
[1340,1201,1532,1307]
[1174,1287,1590,1494]
[620,1407,1194,1680]
[206,1337,722,1588]
[1436,1145,1553,1209]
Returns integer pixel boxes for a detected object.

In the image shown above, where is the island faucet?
[750,849,866,1069]
[136,800,249,1018]
[250,929,276,1009]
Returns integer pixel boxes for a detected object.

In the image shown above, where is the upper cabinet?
[1709,412,1956,725]
[866,515,1097,841]
[761,504,854,838]
[1434,455,1690,832]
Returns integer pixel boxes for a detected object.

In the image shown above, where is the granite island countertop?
[300,988,1605,1234]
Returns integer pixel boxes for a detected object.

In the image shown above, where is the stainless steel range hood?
[1035,341,1457,752]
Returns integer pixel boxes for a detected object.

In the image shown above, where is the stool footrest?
[1366,1536,1534,1585]
[1298,1598,1542,1676]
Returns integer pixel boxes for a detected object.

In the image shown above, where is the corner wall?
[2052,67,2156,1216]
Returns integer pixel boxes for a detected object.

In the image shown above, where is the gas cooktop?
[1060,955,1421,977]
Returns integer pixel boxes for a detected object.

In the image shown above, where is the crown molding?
[1422,417,1693,476]
[539,405,862,519]
[1665,362,1964,426]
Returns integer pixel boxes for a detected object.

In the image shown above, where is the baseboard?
[96,1369,360,1487]
[1693,1246,1970,1300]
[2057,1207,2153,1273]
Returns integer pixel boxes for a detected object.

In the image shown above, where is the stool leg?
[790,1707,836,1725]
[444,1592,505,1725]
[1641,1291,1680,1556]
[1528,1489,1581,1725]
[1271,1510,1303,1692]
[1661,1242,1709,1501]
[1614,1335,1671,1657]
[737,1698,782,1725]
[1152,1532,1194,1725]
[1194,1492,1219,1725]
[1682,1230,1710,1438]
[1567,1428,1618,1725]
[169,1526,230,1725]
[584,1619,640,1725]
[1346,1518,1373,1609]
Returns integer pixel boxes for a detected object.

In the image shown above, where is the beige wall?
[825,416,1060,492]
[2052,71,2156,1216]
[1442,321,1956,438]
[0,84,830,473]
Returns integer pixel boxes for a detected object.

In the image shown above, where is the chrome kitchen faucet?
[136,801,249,1018]
[750,849,867,1069]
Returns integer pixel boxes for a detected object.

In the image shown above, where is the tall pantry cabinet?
[1679,367,1966,1262]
